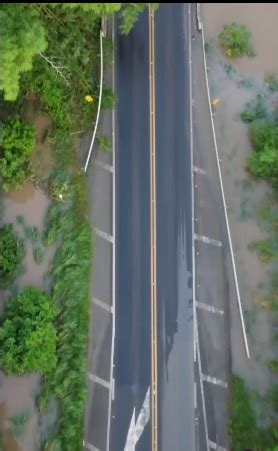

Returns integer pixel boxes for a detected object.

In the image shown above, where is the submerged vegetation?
[218,23,255,57]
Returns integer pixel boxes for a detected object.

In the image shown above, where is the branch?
[38,53,70,87]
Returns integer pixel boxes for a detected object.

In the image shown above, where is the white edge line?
[192,6,209,450]
[106,16,116,451]
[195,322,210,451]
[200,14,250,359]
[188,2,196,366]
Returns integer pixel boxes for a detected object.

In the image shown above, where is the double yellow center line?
[149,6,158,451]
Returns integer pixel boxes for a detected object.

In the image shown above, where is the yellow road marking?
[149,6,158,451]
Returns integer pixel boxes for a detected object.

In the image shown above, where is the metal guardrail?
[84,22,105,173]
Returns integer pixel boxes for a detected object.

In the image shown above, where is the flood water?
[203,3,278,77]
[202,3,278,398]
[0,108,54,449]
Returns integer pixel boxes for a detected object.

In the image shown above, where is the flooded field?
[0,109,54,449]
[202,3,278,398]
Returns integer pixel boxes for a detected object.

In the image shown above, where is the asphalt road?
[155,4,195,451]
[111,4,195,451]
[110,10,152,451]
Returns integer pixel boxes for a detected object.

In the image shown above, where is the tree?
[0,286,58,375]
[0,4,47,100]
[0,115,36,191]
[219,23,255,57]
[247,121,278,187]
[48,3,157,34]
[0,224,25,288]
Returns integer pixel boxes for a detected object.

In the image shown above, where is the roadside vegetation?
[218,23,255,57]
[0,3,158,449]
[229,375,278,451]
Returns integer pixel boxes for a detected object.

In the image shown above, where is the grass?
[97,133,112,152]
[229,376,277,450]
[43,173,92,450]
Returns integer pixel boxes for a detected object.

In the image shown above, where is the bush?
[0,286,58,375]
[0,115,36,191]
[241,100,267,123]
[247,122,278,187]
[265,73,278,92]
[0,224,25,288]
[219,23,255,57]
[48,170,73,203]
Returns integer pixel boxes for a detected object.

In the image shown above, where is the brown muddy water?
[0,108,54,449]
[202,3,278,403]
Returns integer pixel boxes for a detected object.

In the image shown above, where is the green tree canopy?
[0,224,25,288]
[0,286,58,375]
[0,4,47,100]
[48,3,157,34]
[248,121,278,187]
[0,115,36,191]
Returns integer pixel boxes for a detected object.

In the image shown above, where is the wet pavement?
[155,4,195,451]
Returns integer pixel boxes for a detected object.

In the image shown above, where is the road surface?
[155,4,195,451]
[111,4,195,451]
[110,10,152,451]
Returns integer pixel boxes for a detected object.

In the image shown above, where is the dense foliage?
[1,3,156,101]
[43,175,92,450]
[0,224,24,288]
[247,121,278,187]
[0,115,36,191]
[0,4,47,100]
[0,286,58,375]
[219,23,255,57]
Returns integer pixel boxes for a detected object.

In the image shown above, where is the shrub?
[0,224,24,288]
[265,73,278,92]
[219,23,255,57]
[0,115,36,191]
[48,170,73,203]
[247,122,278,187]
[241,101,267,123]
[0,286,58,375]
